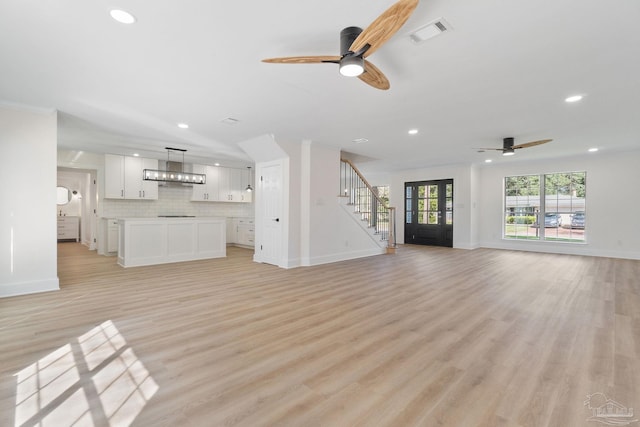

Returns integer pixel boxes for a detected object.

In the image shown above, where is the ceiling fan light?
[503,150,515,156]
[340,56,364,77]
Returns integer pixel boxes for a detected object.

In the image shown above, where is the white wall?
[277,140,302,268]
[390,163,477,249]
[251,139,386,268]
[301,143,384,266]
[0,105,59,297]
[469,164,481,248]
[388,149,640,259]
[477,149,640,259]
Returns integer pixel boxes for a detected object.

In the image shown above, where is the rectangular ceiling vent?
[409,18,451,44]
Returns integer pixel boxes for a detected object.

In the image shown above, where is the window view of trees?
[505,175,541,239]
[505,172,586,242]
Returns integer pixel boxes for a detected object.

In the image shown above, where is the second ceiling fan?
[262,0,419,90]
[477,137,553,156]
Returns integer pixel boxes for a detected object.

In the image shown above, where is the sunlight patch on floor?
[13,320,158,427]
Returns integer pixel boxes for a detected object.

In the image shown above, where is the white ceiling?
[1,0,639,172]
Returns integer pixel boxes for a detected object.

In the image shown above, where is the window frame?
[503,171,587,243]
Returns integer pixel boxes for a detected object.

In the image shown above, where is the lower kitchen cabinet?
[227,217,254,247]
[237,219,255,246]
[107,219,119,253]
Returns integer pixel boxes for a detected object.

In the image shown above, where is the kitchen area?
[57,149,255,267]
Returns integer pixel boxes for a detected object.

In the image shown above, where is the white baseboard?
[301,248,386,267]
[479,240,640,260]
[0,278,60,298]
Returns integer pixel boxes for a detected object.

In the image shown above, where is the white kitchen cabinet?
[218,168,252,203]
[104,154,125,199]
[190,165,251,203]
[191,164,220,201]
[124,157,158,199]
[117,217,226,267]
[237,218,255,246]
[107,219,119,253]
[105,154,158,200]
[57,216,79,241]
[218,168,241,202]
[227,217,254,247]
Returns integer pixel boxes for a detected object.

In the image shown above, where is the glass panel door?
[405,179,453,247]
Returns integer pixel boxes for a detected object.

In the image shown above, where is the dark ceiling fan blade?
[262,55,341,64]
[349,0,419,58]
[512,139,553,149]
[358,60,390,90]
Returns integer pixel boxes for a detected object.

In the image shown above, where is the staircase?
[340,158,397,254]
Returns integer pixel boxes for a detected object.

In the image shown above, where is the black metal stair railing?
[340,159,396,251]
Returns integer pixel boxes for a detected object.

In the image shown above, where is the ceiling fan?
[261,0,419,90]
[476,137,553,156]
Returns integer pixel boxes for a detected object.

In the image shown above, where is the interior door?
[258,160,283,266]
[404,179,453,247]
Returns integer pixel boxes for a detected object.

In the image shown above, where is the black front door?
[404,179,453,247]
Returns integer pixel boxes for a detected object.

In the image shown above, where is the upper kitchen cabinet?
[104,154,158,200]
[191,164,220,201]
[104,154,125,199]
[191,165,252,203]
[124,156,158,199]
[219,167,254,202]
[218,167,241,202]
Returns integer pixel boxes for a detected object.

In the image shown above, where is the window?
[445,183,453,225]
[504,172,586,242]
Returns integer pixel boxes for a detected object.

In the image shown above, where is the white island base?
[118,217,226,267]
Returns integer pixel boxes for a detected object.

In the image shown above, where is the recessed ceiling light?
[408,129,419,135]
[110,9,136,24]
[588,147,599,152]
[177,123,189,129]
[485,159,492,163]
[214,163,220,166]
[565,95,583,103]
[133,153,139,157]
[353,138,368,144]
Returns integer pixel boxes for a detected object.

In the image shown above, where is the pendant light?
[245,166,253,192]
[143,147,207,184]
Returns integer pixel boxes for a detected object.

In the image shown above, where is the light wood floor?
[1,244,639,427]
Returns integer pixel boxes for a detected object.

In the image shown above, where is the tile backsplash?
[101,186,254,218]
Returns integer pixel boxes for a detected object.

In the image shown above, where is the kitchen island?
[117,217,226,267]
